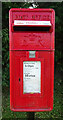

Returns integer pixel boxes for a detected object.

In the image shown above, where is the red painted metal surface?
[9,8,55,111]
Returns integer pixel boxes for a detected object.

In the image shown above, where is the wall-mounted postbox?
[9,8,55,111]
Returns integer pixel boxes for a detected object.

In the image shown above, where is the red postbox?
[9,8,55,111]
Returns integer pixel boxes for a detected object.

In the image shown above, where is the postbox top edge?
[9,8,55,13]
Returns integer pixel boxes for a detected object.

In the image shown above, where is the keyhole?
[19,78,20,82]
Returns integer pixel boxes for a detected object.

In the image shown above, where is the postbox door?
[10,50,54,111]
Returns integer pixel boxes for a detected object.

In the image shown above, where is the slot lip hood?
[12,20,53,32]
[14,20,52,27]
